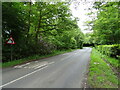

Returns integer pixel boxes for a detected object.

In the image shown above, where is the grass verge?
[0,49,77,68]
[101,54,119,70]
[88,48,118,88]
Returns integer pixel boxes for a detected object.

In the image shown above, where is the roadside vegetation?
[96,45,120,72]
[86,2,119,88]
[1,1,120,88]
[1,49,77,68]
[88,48,118,88]
[2,2,84,66]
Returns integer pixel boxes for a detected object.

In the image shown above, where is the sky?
[31,0,97,34]
[69,1,97,33]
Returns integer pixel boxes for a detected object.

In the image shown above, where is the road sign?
[6,36,16,61]
[6,36,16,44]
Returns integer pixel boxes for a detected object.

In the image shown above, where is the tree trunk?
[35,3,42,44]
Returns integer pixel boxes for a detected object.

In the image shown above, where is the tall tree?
[2,2,84,62]
[92,2,120,44]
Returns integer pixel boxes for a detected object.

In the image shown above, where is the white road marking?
[62,53,69,55]
[49,62,55,65]
[14,63,30,68]
[14,66,19,68]
[34,64,47,69]
[0,66,48,88]
[20,63,30,67]
[32,61,48,69]
[31,64,41,68]
[35,61,38,63]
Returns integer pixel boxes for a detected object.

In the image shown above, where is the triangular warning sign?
[6,36,16,44]
[7,40,13,43]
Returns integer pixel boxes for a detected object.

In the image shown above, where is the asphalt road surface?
[1,47,92,88]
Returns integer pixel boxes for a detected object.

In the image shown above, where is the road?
[1,47,92,88]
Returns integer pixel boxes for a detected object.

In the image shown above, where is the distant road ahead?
[2,47,92,88]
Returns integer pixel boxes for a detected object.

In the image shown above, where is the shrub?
[96,44,120,59]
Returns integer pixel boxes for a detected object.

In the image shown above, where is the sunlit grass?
[88,48,118,88]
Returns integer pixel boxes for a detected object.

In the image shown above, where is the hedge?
[96,44,120,59]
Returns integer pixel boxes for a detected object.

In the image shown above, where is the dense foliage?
[87,2,120,45]
[2,2,84,62]
[96,44,120,59]
[83,33,95,46]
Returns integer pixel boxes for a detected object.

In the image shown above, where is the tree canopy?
[91,2,120,45]
[2,2,84,62]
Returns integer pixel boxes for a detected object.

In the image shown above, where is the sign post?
[11,44,12,61]
[6,36,16,61]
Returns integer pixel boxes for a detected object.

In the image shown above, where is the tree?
[2,2,84,62]
[91,2,120,44]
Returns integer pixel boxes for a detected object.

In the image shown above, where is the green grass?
[101,54,119,69]
[88,48,118,88]
[0,49,77,68]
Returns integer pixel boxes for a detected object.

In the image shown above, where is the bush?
[96,44,120,59]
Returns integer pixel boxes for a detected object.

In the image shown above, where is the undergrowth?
[88,48,118,88]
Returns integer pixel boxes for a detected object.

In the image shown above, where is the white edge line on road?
[31,64,41,68]
[0,66,48,88]
[34,64,47,69]
[49,62,55,65]
[35,61,38,62]
[14,63,30,68]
